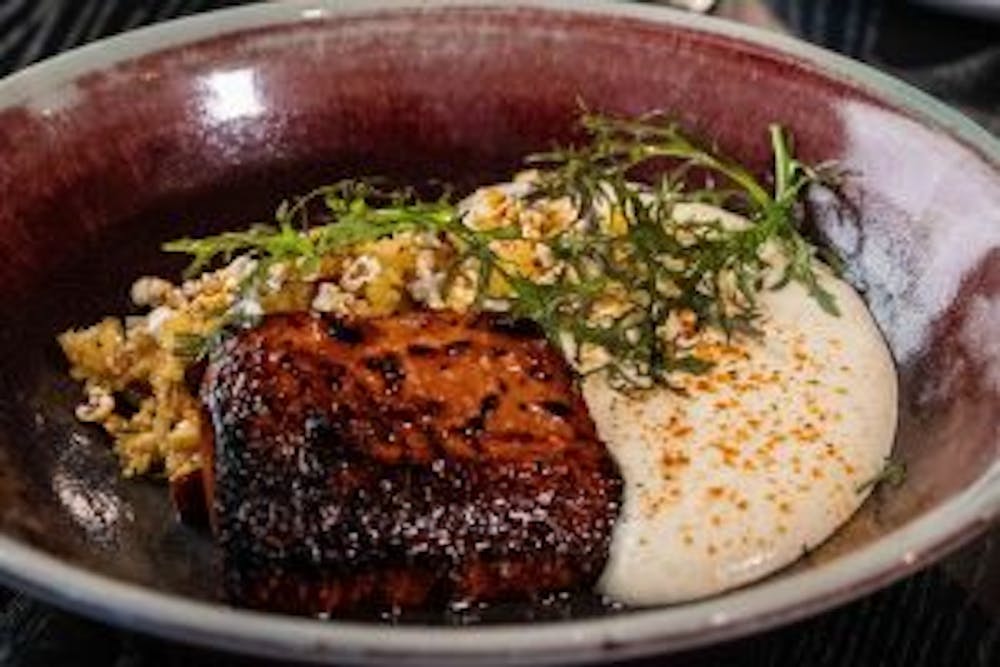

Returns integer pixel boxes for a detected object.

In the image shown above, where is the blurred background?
[0,1,997,665]
[1,0,996,135]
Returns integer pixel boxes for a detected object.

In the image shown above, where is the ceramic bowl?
[0,1,997,664]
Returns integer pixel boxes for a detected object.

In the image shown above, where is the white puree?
[586,204,898,605]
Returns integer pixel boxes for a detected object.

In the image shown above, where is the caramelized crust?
[201,311,621,615]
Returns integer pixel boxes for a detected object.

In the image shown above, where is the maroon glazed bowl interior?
[0,1,998,663]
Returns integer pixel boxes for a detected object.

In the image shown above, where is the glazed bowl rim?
[0,1,998,664]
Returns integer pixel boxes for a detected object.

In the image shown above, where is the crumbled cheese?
[75,384,115,422]
[481,297,511,312]
[312,282,356,314]
[146,305,174,336]
[266,261,291,292]
[758,239,791,288]
[513,169,540,184]
[557,330,578,362]
[716,269,748,313]
[521,197,576,239]
[660,308,700,345]
[341,254,382,293]
[577,342,612,374]
[589,285,634,326]
[464,187,519,231]
[226,255,258,283]
[232,297,264,320]
[444,258,480,312]
[130,276,174,308]
[532,243,564,285]
[408,249,446,309]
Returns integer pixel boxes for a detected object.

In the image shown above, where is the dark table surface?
[1,1,998,665]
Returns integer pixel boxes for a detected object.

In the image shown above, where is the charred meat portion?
[201,311,622,615]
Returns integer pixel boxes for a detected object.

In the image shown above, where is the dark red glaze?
[200,311,620,614]
[0,2,996,630]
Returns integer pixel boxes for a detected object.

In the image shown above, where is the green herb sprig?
[163,181,461,360]
[515,111,839,385]
[164,180,456,282]
[163,111,839,385]
[856,459,907,494]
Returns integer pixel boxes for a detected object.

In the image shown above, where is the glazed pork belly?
[199,311,622,614]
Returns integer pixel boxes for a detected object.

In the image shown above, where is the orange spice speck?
[672,425,693,438]
[661,449,691,468]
